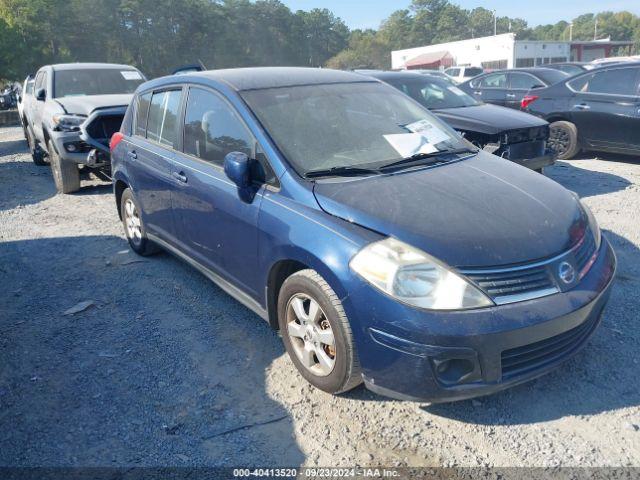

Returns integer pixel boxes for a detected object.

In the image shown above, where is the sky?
[282,0,640,30]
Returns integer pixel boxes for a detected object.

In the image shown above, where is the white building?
[392,33,633,70]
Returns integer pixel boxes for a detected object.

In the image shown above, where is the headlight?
[581,201,601,250]
[52,114,86,132]
[349,237,493,310]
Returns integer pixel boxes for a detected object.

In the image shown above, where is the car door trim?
[147,233,269,321]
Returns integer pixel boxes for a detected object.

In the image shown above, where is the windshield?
[53,68,144,98]
[465,67,483,77]
[385,77,480,109]
[241,82,466,176]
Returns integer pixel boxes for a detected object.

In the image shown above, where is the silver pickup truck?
[27,63,145,193]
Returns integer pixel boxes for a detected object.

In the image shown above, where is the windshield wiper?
[379,147,477,171]
[304,165,381,178]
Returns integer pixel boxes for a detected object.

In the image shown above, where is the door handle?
[573,103,590,110]
[474,91,482,95]
[172,171,188,183]
[127,150,137,160]
[506,93,516,98]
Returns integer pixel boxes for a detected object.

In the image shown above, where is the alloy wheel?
[285,293,336,377]
[124,198,142,246]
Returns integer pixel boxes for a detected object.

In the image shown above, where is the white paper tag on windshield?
[121,70,142,80]
[384,133,438,158]
[404,119,450,145]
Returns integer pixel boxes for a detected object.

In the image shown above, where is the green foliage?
[1,0,638,81]
[326,0,639,70]
[0,0,349,79]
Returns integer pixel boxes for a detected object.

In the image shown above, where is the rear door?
[468,72,509,106]
[171,85,272,297]
[507,72,544,110]
[124,87,184,243]
[568,66,640,151]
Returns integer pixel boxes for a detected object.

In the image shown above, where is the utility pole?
[569,22,573,41]
[594,17,598,40]
[493,10,497,36]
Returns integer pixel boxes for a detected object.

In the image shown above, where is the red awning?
[405,51,453,69]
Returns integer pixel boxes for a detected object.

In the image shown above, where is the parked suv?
[27,63,145,191]
[522,62,640,159]
[111,67,615,402]
[444,66,483,84]
[18,75,35,140]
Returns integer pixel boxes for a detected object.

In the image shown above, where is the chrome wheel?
[285,293,336,377]
[123,198,142,246]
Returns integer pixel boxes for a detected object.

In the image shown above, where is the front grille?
[464,266,554,300]
[503,125,549,144]
[501,312,600,378]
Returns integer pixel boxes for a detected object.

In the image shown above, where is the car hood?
[54,94,133,116]
[312,151,586,268]
[433,103,547,135]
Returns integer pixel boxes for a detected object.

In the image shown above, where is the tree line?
[1,0,639,81]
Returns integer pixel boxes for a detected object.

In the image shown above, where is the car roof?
[178,67,376,91]
[48,63,139,71]
[365,70,429,81]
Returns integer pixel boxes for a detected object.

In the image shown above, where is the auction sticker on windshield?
[384,133,439,157]
[404,119,450,145]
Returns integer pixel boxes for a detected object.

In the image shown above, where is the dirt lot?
[1,125,639,468]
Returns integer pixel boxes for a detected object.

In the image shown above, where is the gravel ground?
[1,125,639,468]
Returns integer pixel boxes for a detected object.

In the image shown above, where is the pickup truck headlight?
[52,114,86,132]
[350,237,493,310]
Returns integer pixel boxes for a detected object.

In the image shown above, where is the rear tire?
[549,121,579,160]
[27,127,47,166]
[48,140,80,193]
[120,188,159,256]
[278,269,362,395]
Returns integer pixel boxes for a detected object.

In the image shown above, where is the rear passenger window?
[570,68,639,96]
[480,73,507,88]
[510,73,538,90]
[146,89,182,147]
[135,92,151,137]
[183,87,253,166]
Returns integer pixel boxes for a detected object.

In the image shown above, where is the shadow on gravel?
[0,235,304,466]
[422,229,639,425]
[0,160,56,211]
[546,160,631,199]
[0,138,28,156]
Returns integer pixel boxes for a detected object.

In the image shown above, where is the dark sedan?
[459,68,570,110]
[544,62,592,76]
[368,71,556,172]
[522,62,640,159]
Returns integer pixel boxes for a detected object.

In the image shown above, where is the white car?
[444,66,484,84]
[18,76,35,140]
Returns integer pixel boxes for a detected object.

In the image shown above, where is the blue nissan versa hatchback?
[110,67,616,402]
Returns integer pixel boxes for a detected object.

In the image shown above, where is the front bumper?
[345,236,616,403]
[49,130,109,168]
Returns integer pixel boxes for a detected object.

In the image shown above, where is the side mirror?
[223,151,251,189]
[36,88,46,101]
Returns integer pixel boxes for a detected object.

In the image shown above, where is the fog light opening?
[433,358,476,385]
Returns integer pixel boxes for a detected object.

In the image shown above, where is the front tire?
[549,121,579,160]
[27,127,47,166]
[120,188,158,256]
[278,269,362,394]
[48,140,80,193]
